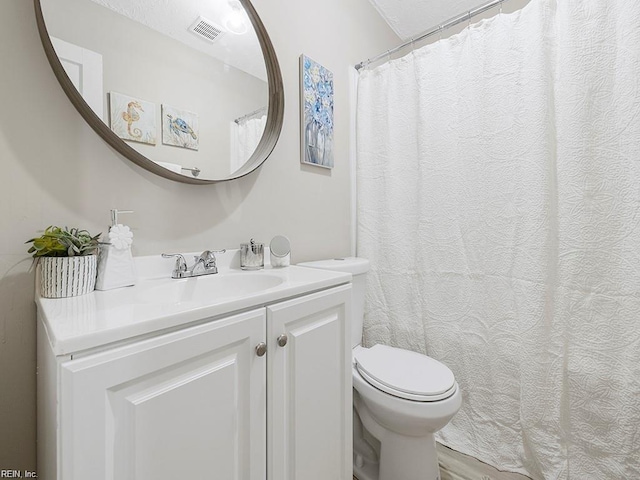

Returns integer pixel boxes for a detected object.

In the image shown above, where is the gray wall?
[0,0,398,470]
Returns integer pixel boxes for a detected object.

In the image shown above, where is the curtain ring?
[386,50,392,63]
[468,11,472,29]
[439,25,443,41]
[499,0,503,14]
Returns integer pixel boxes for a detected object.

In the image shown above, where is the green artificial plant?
[26,226,101,258]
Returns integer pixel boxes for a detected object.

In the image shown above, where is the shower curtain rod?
[355,0,507,71]
[234,106,267,124]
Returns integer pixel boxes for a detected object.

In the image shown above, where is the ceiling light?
[224,2,248,35]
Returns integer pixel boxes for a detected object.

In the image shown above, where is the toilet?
[298,257,462,480]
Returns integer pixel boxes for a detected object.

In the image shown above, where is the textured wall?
[0,0,397,469]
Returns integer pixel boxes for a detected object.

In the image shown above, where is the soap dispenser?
[95,209,136,290]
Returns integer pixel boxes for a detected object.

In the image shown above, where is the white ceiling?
[368,0,495,40]
[91,0,267,81]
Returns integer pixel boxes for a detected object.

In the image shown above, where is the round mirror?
[34,0,284,184]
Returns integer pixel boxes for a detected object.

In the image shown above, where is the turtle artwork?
[162,105,199,150]
[168,115,197,140]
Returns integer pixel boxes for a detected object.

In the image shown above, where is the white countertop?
[36,250,351,356]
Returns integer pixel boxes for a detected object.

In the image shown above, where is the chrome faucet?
[191,250,219,275]
[162,249,226,279]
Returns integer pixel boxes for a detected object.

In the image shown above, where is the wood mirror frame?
[34,0,284,184]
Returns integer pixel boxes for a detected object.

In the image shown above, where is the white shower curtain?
[356,1,640,478]
[230,113,267,174]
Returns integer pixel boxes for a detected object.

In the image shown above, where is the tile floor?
[353,445,533,480]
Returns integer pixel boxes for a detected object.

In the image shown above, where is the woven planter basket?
[39,255,98,298]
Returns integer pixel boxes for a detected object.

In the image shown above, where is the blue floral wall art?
[300,55,334,168]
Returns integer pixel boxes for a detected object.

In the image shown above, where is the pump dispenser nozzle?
[110,209,134,227]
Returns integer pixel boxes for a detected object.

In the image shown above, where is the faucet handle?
[210,250,226,264]
[198,249,226,268]
[162,253,188,273]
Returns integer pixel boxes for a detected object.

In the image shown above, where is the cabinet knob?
[277,334,288,347]
[255,342,267,357]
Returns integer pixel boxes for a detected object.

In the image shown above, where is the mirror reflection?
[40,0,269,181]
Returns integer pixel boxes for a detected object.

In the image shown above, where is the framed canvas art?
[300,55,334,168]
[109,92,156,145]
[162,105,199,150]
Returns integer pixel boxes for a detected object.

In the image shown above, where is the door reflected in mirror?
[37,0,282,183]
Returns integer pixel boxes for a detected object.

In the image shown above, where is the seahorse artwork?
[122,101,143,138]
[109,92,157,145]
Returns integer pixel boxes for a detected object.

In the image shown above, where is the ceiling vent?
[189,16,225,43]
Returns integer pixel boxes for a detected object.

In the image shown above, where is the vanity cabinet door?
[266,285,352,480]
[59,309,267,480]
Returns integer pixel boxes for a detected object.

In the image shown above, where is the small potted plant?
[26,226,101,298]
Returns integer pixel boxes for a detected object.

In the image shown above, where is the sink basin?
[137,272,284,305]
[37,249,353,355]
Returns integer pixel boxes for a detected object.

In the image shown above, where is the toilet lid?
[354,345,456,402]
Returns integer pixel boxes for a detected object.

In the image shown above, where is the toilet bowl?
[352,345,461,480]
[298,258,462,480]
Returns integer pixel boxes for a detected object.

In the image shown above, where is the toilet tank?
[297,257,370,348]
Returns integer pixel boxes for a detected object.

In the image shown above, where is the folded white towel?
[156,161,182,174]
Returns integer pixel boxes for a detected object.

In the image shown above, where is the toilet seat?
[354,345,456,402]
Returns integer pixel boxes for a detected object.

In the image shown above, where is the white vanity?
[36,251,352,480]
